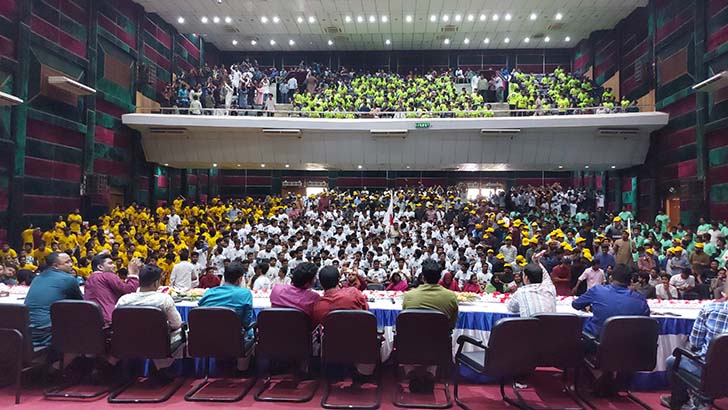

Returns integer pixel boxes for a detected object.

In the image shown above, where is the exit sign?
[415,122,431,129]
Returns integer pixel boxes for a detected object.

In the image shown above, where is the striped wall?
[140,13,172,101]
[0,0,16,242]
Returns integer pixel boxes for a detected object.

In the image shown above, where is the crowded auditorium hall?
[1,0,728,409]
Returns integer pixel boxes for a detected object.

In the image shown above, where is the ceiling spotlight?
[345,16,352,23]
[611,165,617,169]
[237,164,241,167]
[479,14,486,21]
[555,12,563,20]
[558,165,563,169]
[272,16,280,23]
[369,15,376,23]
[328,39,333,46]
[260,164,266,168]
[385,39,391,45]
[285,164,290,168]
[405,15,413,22]
[483,37,490,43]
[492,14,499,21]
[455,14,462,21]
[225,16,232,23]
[260,16,268,23]
[544,36,550,42]
[177,16,185,24]
[463,38,470,44]
[212,163,218,167]
[308,16,315,23]
[504,13,512,21]
[381,15,388,22]
[297,16,304,23]
[430,15,437,22]
[524,37,530,43]
[467,14,474,21]
[270,39,276,45]
[529,13,537,20]
[232,39,238,45]
[504,37,510,43]
[565,36,571,42]
[289,39,295,46]
[200,16,208,23]
[357,165,363,169]
[251,39,257,45]
[357,15,364,23]
[212,16,220,23]
[406,165,411,169]
[442,14,449,22]
[164,163,169,166]
[584,165,590,169]
[443,38,450,44]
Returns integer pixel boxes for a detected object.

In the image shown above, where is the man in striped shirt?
[506,251,556,318]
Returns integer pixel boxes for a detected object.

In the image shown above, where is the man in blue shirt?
[24,252,83,347]
[572,264,650,338]
[595,243,616,271]
[198,261,255,338]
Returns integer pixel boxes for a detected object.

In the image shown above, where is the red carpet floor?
[2,369,725,409]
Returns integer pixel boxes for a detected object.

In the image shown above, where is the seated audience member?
[169,249,199,290]
[438,272,461,292]
[670,267,697,299]
[710,268,727,299]
[270,261,321,317]
[656,273,679,300]
[24,252,83,347]
[630,272,656,299]
[16,268,36,285]
[199,266,221,288]
[311,266,368,325]
[506,253,556,317]
[462,274,483,293]
[249,262,272,290]
[572,264,650,338]
[660,297,728,410]
[84,253,142,324]
[271,267,291,286]
[0,264,18,285]
[341,267,367,291]
[386,271,409,291]
[198,261,255,337]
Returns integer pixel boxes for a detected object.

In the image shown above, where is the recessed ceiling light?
[611,165,617,169]
[467,14,474,21]
[285,164,290,168]
[406,165,411,169]
[405,15,413,22]
[565,36,571,42]
[191,33,197,37]
[260,16,268,23]
[297,16,304,23]
[544,36,550,42]
[381,15,388,22]
[443,38,450,44]
[585,165,590,169]
[212,163,218,167]
[442,15,449,22]
[232,39,238,45]
[270,39,276,45]
[529,13,537,20]
[369,15,376,23]
[164,163,169,166]
[345,16,352,23]
[251,39,257,45]
[385,39,391,45]
[430,14,437,22]
[492,14,499,21]
[463,38,470,44]
[237,164,241,167]
[289,39,295,46]
[483,37,490,43]
[504,37,510,43]
[308,16,316,23]
[260,164,266,168]
[177,17,185,24]
[357,165,363,169]
[272,16,280,23]
[200,16,208,23]
[328,39,333,46]
[504,13,512,21]
[558,165,563,169]
[357,15,364,23]
[212,16,220,23]
[524,37,530,43]
[555,12,563,20]
[225,16,232,23]
[455,14,462,21]
[480,14,486,21]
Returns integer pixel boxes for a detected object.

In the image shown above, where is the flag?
[383,191,394,229]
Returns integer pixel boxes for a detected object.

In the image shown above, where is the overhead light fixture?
[558,165,564,169]
[200,16,208,23]
[369,15,376,23]
[611,165,617,169]
[504,13,512,21]
[237,164,241,167]
[177,16,185,24]
[357,165,363,169]
[443,38,450,44]
[260,164,266,168]
[212,16,220,23]
[544,36,550,42]
[232,39,238,45]
[529,13,537,20]
[251,39,257,45]
[381,15,388,22]
[260,16,268,23]
[270,39,276,45]
[565,36,571,42]
[328,39,333,46]
[442,14,449,22]
[467,14,474,21]
[297,16,304,23]
[405,15,413,22]
[164,163,169,166]
[272,16,280,23]
[289,39,295,45]
[385,39,391,45]
[555,12,563,20]
[483,37,490,43]
[213,163,218,167]
[285,164,290,168]
[455,14,462,21]
[479,14,486,21]
[492,14,499,21]
[224,16,232,24]
[504,37,510,43]
[463,38,470,44]
[585,165,590,169]
[308,16,315,23]
[345,16,352,23]
[430,14,437,22]
[524,37,530,43]
[357,15,364,23]
[406,165,411,169]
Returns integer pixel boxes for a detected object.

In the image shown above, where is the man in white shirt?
[367,260,387,283]
[169,249,198,290]
[499,237,518,264]
[286,76,298,102]
[166,213,181,234]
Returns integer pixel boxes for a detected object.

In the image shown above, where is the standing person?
[169,249,199,290]
[84,253,142,324]
[551,257,573,296]
[572,258,606,294]
[287,75,298,103]
[613,230,635,266]
[24,252,83,347]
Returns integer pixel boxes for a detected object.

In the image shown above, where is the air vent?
[149,127,187,134]
[597,128,639,136]
[324,26,342,34]
[441,25,459,32]
[532,33,545,39]
[547,23,564,30]
[370,129,408,138]
[224,26,240,33]
[480,129,521,135]
[262,129,302,138]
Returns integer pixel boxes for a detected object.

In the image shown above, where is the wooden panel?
[40,64,78,106]
[658,48,689,85]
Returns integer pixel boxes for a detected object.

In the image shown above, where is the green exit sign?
[415,122,431,129]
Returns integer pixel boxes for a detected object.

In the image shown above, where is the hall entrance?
[666,197,680,229]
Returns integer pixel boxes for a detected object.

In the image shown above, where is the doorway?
[666,198,680,228]
[109,187,125,210]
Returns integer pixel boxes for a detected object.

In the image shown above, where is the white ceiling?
[135,0,647,52]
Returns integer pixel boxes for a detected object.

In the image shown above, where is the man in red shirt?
[199,266,221,288]
[311,266,369,325]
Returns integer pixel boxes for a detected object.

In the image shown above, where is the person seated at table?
[402,259,458,393]
[0,264,17,285]
[270,261,321,317]
[386,271,409,291]
[506,253,556,318]
[84,253,142,325]
[438,272,461,292]
[630,271,656,299]
[670,267,698,299]
[710,268,727,300]
[341,267,367,291]
[311,266,368,325]
[656,273,679,300]
[660,297,728,410]
[461,273,483,293]
[198,266,221,288]
[198,261,255,332]
[249,262,272,291]
[25,252,83,347]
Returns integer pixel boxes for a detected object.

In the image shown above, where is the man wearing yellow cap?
[689,242,710,288]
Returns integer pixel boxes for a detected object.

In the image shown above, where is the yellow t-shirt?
[0,248,18,262]
[33,247,52,264]
[68,213,83,233]
[21,229,35,248]
[18,262,38,272]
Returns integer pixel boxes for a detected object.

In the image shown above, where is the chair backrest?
[187,307,244,359]
[322,310,379,365]
[255,308,312,361]
[0,304,33,361]
[0,329,23,373]
[533,313,584,369]
[394,309,451,366]
[51,300,107,356]
[482,318,541,377]
[597,316,660,372]
[110,306,172,359]
[367,283,385,291]
[701,333,728,398]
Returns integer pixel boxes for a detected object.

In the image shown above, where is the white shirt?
[169,260,198,290]
[506,265,556,318]
[251,275,271,291]
[116,291,183,341]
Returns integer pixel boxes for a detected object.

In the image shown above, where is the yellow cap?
[695,243,704,249]
[522,239,530,247]
[496,253,505,260]
[613,216,621,222]
[576,237,586,243]
[646,248,655,254]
